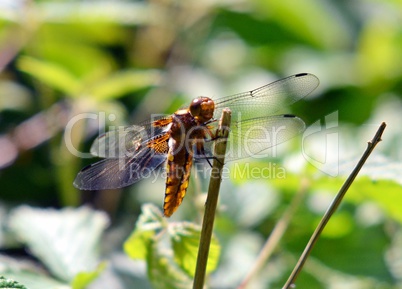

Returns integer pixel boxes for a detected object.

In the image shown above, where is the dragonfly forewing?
[213,73,319,122]
[90,125,149,158]
[90,115,172,158]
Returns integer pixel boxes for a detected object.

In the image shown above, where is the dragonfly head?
[189,97,215,123]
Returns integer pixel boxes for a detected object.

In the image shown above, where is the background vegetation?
[0,0,402,288]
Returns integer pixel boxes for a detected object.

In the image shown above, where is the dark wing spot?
[146,133,170,153]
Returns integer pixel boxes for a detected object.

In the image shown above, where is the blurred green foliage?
[0,0,402,288]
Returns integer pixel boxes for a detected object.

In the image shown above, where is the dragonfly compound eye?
[190,97,215,122]
[189,98,203,117]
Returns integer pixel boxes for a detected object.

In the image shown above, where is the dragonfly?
[73,73,319,217]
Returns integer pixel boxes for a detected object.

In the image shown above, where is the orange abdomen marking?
[163,148,193,217]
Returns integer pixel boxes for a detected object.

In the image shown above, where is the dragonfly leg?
[204,118,217,125]
[206,156,214,168]
[196,144,223,167]
[199,155,223,167]
[204,126,219,143]
[195,141,214,168]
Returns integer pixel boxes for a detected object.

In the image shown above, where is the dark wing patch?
[146,133,170,154]
[74,146,167,190]
[90,115,172,158]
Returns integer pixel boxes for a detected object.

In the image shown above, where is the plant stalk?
[283,122,387,289]
[193,108,232,289]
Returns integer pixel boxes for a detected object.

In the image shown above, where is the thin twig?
[193,109,232,289]
[237,178,309,289]
[283,122,387,289]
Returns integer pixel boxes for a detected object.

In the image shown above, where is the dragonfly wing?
[74,147,167,190]
[91,125,148,158]
[90,115,172,158]
[200,115,305,162]
[213,73,319,121]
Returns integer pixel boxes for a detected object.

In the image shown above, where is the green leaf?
[305,175,402,223]
[311,225,393,280]
[271,154,402,224]
[221,166,280,227]
[0,255,69,289]
[71,262,107,289]
[317,211,354,238]
[0,276,27,289]
[33,41,116,81]
[88,70,161,101]
[124,229,156,260]
[124,204,165,260]
[124,205,193,288]
[8,206,109,282]
[146,240,192,289]
[38,2,155,26]
[255,0,351,49]
[169,222,220,277]
[0,81,31,111]
[17,56,81,95]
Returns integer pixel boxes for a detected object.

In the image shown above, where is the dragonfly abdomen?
[164,146,193,217]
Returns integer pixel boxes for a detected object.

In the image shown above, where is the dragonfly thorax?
[189,97,215,123]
